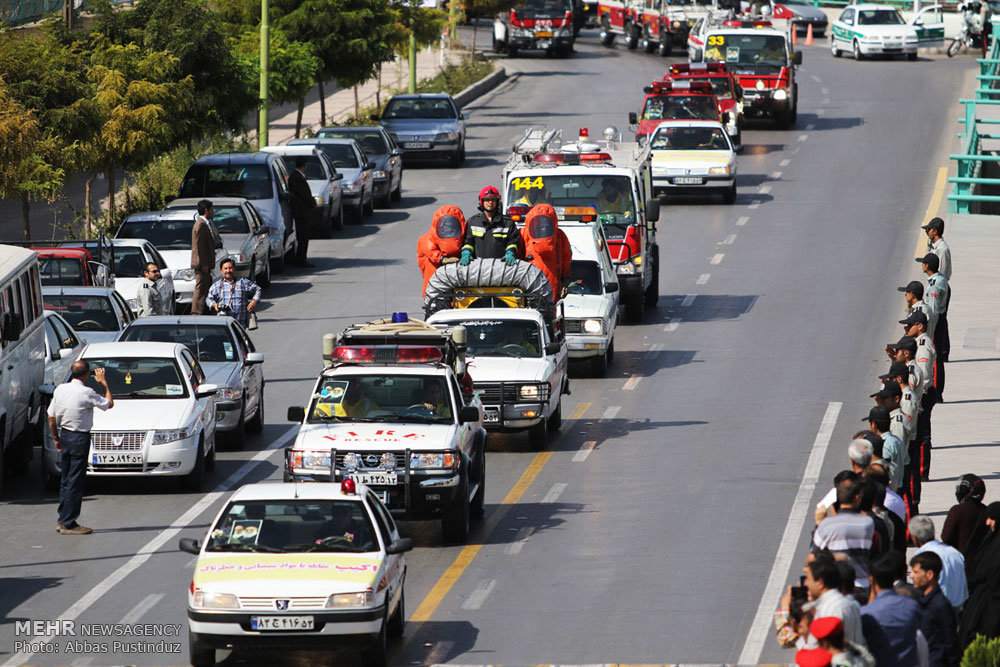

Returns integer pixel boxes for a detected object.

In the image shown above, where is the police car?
[648,120,737,203]
[179,480,411,667]
[830,4,944,59]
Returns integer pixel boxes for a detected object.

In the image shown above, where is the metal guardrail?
[948,16,1000,213]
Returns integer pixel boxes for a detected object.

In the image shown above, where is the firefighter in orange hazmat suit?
[417,206,467,295]
[521,204,572,302]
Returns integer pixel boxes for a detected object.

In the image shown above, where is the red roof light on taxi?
[341,478,357,495]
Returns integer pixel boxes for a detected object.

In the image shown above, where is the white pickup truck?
[561,221,620,377]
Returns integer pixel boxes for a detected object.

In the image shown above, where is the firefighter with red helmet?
[460,186,524,266]
[416,205,467,295]
[521,204,572,302]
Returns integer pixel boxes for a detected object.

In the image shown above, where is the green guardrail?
[948,16,1000,213]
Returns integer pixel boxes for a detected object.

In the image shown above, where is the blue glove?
[459,249,472,266]
[504,250,517,266]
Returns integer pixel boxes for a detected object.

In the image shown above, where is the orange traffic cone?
[791,28,797,45]
[805,23,814,45]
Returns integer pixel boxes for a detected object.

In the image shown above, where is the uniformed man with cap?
[879,361,920,515]
[918,253,950,367]
[898,280,937,338]
[901,313,939,483]
[136,262,167,317]
[922,217,952,280]
[864,405,905,494]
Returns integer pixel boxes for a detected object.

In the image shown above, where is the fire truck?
[664,62,744,148]
[627,79,727,145]
[501,127,661,323]
[494,0,577,57]
[638,0,696,55]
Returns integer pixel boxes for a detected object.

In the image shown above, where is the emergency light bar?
[561,206,599,222]
[722,18,772,27]
[667,62,728,76]
[332,345,443,364]
[644,80,714,94]
[506,204,530,221]
[531,152,613,165]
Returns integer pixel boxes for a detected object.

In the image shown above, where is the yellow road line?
[914,166,948,258]
[409,401,590,623]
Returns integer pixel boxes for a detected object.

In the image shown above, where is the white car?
[427,307,568,450]
[115,209,229,312]
[42,286,135,344]
[39,341,218,491]
[117,315,264,448]
[560,222,620,376]
[830,4,944,59]
[260,145,345,237]
[179,480,411,667]
[649,120,737,203]
[67,238,177,315]
[41,310,83,385]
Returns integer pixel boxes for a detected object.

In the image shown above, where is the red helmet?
[478,185,501,204]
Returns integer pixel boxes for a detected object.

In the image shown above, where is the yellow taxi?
[648,119,737,204]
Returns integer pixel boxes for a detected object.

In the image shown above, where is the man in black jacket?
[288,156,317,268]
[910,551,960,667]
[460,185,523,265]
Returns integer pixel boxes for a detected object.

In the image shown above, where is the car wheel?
[246,387,264,434]
[388,590,405,639]
[659,37,672,56]
[528,418,548,450]
[390,177,402,202]
[643,35,656,53]
[363,189,375,217]
[459,143,466,163]
[508,45,519,57]
[831,36,841,57]
[606,338,615,362]
[590,350,608,377]
[271,248,286,274]
[853,39,865,60]
[644,246,659,305]
[907,51,917,61]
[205,434,216,472]
[331,200,344,232]
[723,183,737,204]
[41,446,59,492]
[624,290,644,323]
[625,23,640,49]
[599,16,615,46]
[228,406,246,450]
[547,400,562,432]
[492,35,503,53]
[349,205,364,225]
[258,254,271,288]
[470,450,485,520]
[361,611,389,667]
[181,437,205,491]
[189,631,215,667]
[441,475,470,543]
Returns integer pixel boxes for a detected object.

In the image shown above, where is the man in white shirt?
[804,555,867,648]
[47,361,114,535]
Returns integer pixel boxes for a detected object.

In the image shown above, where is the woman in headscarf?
[521,203,571,302]
[417,206,466,295]
[958,502,1000,648]
[941,473,987,559]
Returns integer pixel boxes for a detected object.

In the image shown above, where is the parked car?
[375,94,467,167]
[259,145,345,237]
[117,315,264,448]
[316,125,404,206]
[177,152,297,272]
[777,0,828,36]
[42,310,83,385]
[41,286,135,344]
[288,138,375,224]
[115,210,229,312]
[164,198,271,287]
[64,238,177,315]
[33,247,112,287]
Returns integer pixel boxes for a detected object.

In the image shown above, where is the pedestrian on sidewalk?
[922,218,951,280]
[814,477,876,595]
[860,554,923,667]
[899,280,937,338]
[288,156,317,268]
[918,253,950,369]
[909,551,960,667]
[804,555,867,648]
[958,502,1000,648]
[46,361,114,535]
[910,515,968,610]
[941,474,988,560]
[191,200,216,314]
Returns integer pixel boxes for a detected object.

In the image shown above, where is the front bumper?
[215,400,243,431]
[342,191,364,209]
[373,179,391,198]
[653,174,736,191]
[188,606,384,646]
[793,18,827,33]
[740,90,791,118]
[858,41,917,55]
[174,279,194,305]
[43,431,201,477]
[509,33,574,51]
[482,403,545,431]
[396,141,459,159]
[566,334,609,358]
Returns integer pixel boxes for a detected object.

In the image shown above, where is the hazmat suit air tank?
[521,204,572,302]
[417,205,467,295]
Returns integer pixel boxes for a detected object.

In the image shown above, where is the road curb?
[453,66,507,107]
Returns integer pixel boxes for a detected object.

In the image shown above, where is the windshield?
[568,261,604,295]
[382,98,457,120]
[704,33,789,68]
[38,257,86,286]
[117,218,195,250]
[677,76,734,99]
[280,155,326,180]
[857,9,904,24]
[453,319,542,358]
[519,0,571,16]
[641,94,718,121]
[310,144,359,169]
[119,324,239,363]
[317,130,388,156]
[179,164,274,200]
[651,126,730,150]
[506,174,637,220]
[106,247,146,277]
[309,375,453,423]
[81,357,187,399]
[168,205,250,235]
[205,500,379,553]
[43,295,118,331]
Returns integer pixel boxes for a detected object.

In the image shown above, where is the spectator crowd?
[772,219,1000,666]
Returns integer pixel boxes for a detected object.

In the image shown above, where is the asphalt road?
[0,28,975,666]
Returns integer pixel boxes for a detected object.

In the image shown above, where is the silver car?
[41,310,82,385]
[376,93,467,167]
[41,286,135,345]
[316,125,403,206]
[117,316,264,448]
[164,197,271,288]
[288,138,375,224]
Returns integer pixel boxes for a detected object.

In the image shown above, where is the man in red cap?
[811,617,876,667]
[417,205,466,295]
[460,185,523,265]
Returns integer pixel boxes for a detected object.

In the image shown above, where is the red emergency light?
[722,19,772,27]
[578,127,590,141]
[562,206,599,222]
[644,80,714,95]
[396,346,443,363]
[506,204,530,221]
[531,152,613,165]
[667,62,728,76]
[341,477,357,495]
[332,345,443,363]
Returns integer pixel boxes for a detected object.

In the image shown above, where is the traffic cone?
[805,23,814,45]
[791,28,797,45]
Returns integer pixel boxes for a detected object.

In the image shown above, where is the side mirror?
[458,405,480,424]
[604,282,619,293]
[287,405,306,422]
[391,148,403,156]
[366,161,376,170]
[245,352,264,365]
[458,112,466,120]
[178,537,201,555]
[386,537,414,554]
[645,198,661,223]
[793,50,803,65]
[332,173,343,181]
[628,111,638,125]
[370,113,381,121]
[195,383,218,398]
[89,262,110,286]
[544,341,562,355]
[51,348,62,361]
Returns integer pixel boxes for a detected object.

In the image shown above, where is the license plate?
[535,31,553,37]
[483,407,500,423]
[251,616,314,631]
[674,177,703,185]
[92,452,143,464]
[350,472,398,486]
[404,142,430,149]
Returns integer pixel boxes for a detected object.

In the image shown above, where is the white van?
[0,245,47,496]
[560,222,621,376]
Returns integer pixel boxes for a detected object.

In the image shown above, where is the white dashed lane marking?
[748,201,760,210]
[681,294,696,307]
[118,593,164,624]
[771,171,782,180]
[541,482,568,504]
[355,235,375,248]
[723,233,737,245]
[622,374,641,391]
[758,186,771,195]
[572,441,597,462]
[602,405,621,420]
[462,579,497,610]
[779,158,791,167]
[806,123,816,131]
[821,87,830,95]
[710,253,724,264]
[505,526,535,553]
[736,216,749,226]
[696,273,711,285]
[663,318,682,332]
[811,74,822,83]
[798,134,808,142]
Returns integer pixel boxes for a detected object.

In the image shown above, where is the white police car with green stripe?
[831,4,944,60]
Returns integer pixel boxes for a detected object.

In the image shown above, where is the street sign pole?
[259,0,270,148]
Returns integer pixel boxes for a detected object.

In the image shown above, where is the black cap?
[917,253,940,271]
[899,310,928,327]
[921,217,944,233]
[897,280,924,299]
[871,383,902,399]
[879,360,910,381]
[888,335,918,355]
[863,405,892,425]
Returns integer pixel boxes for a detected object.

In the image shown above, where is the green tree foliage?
[962,636,1000,667]
[393,3,447,52]
[234,26,319,107]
